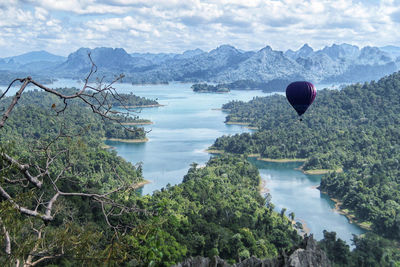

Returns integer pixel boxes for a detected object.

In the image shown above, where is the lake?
[104,82,365,246]
[2,79,365,245]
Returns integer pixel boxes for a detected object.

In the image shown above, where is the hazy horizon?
[2,42,399,59]
[1,0,400,57]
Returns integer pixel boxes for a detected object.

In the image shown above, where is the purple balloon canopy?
[285,81,316,116]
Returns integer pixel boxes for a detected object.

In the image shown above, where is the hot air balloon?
[286,81,316,120]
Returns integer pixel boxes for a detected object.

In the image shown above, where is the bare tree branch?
[0,77,31,129]
[0,217,11,255]
[1,153,43,188]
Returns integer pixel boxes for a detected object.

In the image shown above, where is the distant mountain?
[129,49,204,64]
[0,51,66,74]
[130,52,177,65]
[123,44,254,83]
[379,45,400,59]
[320,43,359,60]
[215,45,305,82]
[4,50,66,64]
[126,43,400,84]
[2,44,400,85]
[285,43,314,59]
[57,47,137,73]
[174,48,204,60]
[0,70,56,85]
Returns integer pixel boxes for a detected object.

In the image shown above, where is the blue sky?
[0,0,399,57]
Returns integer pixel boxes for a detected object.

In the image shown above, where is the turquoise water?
[2,79,364,245]
[248,159,364,244]
[104,83,268,194]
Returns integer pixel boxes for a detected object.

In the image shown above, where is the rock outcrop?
[286,235,331,267]
[173,235,331,267]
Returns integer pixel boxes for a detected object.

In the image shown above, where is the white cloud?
[1,0,400,57]
[34,7,48,20]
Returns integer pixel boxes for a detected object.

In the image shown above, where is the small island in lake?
[191,83,230,93]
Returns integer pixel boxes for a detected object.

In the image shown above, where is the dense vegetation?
[0,87,148,265]
[211,71,400,240]
[318,231,400,266]
[125,155,301,265]
[3,73,400,265]
[191,83,230,93]
[109,91,159,107]
[0,116,302,265]
[0,84,303,265]
[0,89,154,141]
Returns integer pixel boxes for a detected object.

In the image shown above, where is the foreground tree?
[0,57,146,265]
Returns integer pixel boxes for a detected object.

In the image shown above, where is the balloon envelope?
[285,81,316,116]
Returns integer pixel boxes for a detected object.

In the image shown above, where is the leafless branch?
[0,217,11,255]
[0,77,31,129]
[1,152,43,188]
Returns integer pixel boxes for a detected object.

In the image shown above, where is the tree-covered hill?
[0,88,158,142]
[210,71,400,239]
[123,155,302,265]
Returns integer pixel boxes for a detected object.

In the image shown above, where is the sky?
[0,0,400,57]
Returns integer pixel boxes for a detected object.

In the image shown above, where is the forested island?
[109,92,160,108]
[191,83,230,93]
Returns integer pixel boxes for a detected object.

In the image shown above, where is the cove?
[248,159,365,245]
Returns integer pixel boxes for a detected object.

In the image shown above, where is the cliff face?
[286,235,331,267]
[173,235,331,267]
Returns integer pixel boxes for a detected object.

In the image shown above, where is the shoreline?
[320,189,371,231]
[300,167,343,175]
[121,121,153,126]
[205,148,369,231]
[295,218,311,237]
[225,121,258,130]
[120,104,165,108]
[132,180,151,189]
[257,157,307,163]
[205,150,307,163]
[106,137,149,143]
[258,177,309,237]
[102,144,114,149]
[205,149,224,154]
[211,108,231,111]
[259,178,269,195]
[193,90,230,93]
[225,121,250,126]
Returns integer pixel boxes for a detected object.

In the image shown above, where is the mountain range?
[1,44,400,85]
